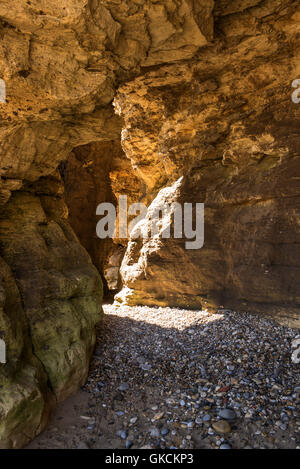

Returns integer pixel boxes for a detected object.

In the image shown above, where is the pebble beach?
[27,305,300,449]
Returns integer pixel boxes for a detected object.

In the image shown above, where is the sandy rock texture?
[115,1,300,327]
[0,0,299,448]
[0,0,216,447]
[63,140,142,293]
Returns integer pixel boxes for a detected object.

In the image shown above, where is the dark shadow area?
[59,141,126,297]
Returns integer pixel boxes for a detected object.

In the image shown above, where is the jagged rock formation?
[0,0,299,448]
[0,0,215,448]
[115,1,300,328]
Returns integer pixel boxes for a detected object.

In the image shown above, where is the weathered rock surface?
[0,173,102,447]
[0,0,216,447]
[63,140,142,293]
[115,1,300,327]
[0,0,299,448]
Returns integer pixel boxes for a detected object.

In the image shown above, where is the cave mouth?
[59,140,129,299]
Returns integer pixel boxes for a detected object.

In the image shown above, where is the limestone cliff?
[0,0,299,448]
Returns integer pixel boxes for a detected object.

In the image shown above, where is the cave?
[60,141,128,297]
[0,0,299,451]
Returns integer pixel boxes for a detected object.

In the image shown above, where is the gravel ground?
[28,305,300,449]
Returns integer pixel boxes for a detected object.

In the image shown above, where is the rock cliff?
[115,3,300,327]
[0,0,299,447]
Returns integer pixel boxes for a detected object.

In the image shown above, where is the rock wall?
[0,173,102,447]
[0,0,215,447]
[0,0,299,448]
[114,1,300,328]
[63,140,142,293]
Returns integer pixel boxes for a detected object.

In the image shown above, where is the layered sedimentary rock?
[115,1,300,327]
[0,0,299,448]
[0,0,216,447]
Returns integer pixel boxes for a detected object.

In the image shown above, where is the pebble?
[219,409,236,421]
[117,430,128,440]
[149,427,160,438]
[140,363,152,371]
[119,383,129,392]
[212,420,231,434]
[78,305,300,450]
[153,412,164,421]
[130,417,138,424]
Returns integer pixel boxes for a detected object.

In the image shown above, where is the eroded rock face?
[0,173,102,447]
[0,0,213,204]
[0,255,52,449]
[0,0,299,448]
[63,140,142,293]
[0,0,213,447]
[115,1,300,327]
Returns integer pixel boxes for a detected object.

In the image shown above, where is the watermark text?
[96,196,204,250]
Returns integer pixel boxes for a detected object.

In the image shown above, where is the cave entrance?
[59,140,140,299]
